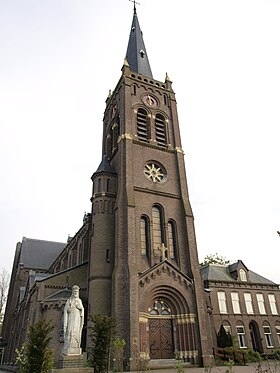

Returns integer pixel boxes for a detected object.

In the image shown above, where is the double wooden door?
[149,318,174,359]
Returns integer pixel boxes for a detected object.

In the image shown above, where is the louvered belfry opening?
[137,108,149,142]
[155,114,166,147]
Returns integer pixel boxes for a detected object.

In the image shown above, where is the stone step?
[149,359,191,369]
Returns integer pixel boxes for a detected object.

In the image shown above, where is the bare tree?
[0,268,10,329]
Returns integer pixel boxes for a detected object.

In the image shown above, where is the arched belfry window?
[113,116,120,150]
[155,114,167,147]
[152,205,165,255]
[106,131,113,157]
[167,220,177,259]
[140,216,150,256]
[137,108,149,142]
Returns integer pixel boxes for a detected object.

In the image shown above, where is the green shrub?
[88,314,116,373]
[113,337,126,372]
[244,349,262,363]
[16,319,54,373]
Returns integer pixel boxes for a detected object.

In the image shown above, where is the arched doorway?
[148,300,174,359]
[138,264,199,363]
[249,321,262,353]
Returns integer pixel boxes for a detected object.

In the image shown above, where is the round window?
[144,163,166,183]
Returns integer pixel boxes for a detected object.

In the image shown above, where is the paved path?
[0,363,276,373]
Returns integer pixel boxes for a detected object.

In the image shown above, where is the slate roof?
[43,288,72,302]
[200,262,276,285]
[94,155,116,175]
[125,6,153,78]
[19,237,66,270]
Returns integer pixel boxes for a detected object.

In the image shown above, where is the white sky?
[1,0,280,283]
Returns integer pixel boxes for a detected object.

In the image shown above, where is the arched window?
[149,300,171,315]
[167,221,177,259]
[236,322,246,348]
[106,132,113,157]
[222,321,232,335]
[239,269,247,282]
[152,206,164,255]
[263,321,274,347]
[107,178,110,192]
[112,116,120,150]
[275,322,280,346]
[98,178,101,192]
[133,84,137,95]
[137,108,149,142]
[140,216,149,256]
[155,114,166,147]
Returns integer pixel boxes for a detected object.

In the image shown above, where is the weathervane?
[129,0,140,12]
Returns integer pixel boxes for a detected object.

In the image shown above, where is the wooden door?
[149,318,174,359]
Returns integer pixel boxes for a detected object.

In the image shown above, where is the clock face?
[142,94,158,108]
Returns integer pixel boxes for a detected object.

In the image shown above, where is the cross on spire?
[129,0,140,13]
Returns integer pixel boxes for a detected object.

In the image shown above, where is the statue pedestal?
[57,354,84,369]
[62,347,82,356]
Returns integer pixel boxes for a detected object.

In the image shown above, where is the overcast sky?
[1,0,280,283]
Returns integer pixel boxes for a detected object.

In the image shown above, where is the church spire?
[125,5,153,78]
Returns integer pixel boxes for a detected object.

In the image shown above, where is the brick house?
[201,260,280,354]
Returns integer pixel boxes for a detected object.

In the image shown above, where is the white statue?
[63,285,84,355]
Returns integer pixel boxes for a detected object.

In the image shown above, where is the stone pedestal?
[57,354,84,369]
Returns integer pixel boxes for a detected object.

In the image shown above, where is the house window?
[155,114,167,147]
[263,323,274,348]
[98,178,101,192]
[257,293,266,315]
[239,269,247,282]
[223,322,231,335]
[236,325,246,348]
[244,293,254,314]
[217,291,227,314]
[275,323,280,346]
[137,108,149,142]
[231,292,241,314]
[167,221,176,259]
[152,206,164,256]
[268,294,278,315]
[140,216,149,256]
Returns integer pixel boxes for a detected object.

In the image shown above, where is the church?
[1,4,280,371]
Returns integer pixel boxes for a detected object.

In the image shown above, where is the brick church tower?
[89,5,211,367]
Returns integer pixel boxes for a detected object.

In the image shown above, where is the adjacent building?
[201,260,280,354]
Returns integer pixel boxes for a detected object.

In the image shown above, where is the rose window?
[144,163,164,183]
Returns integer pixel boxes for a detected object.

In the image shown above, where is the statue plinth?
[63,347,82,356]
[58,354,83,369]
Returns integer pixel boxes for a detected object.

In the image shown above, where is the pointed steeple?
[125,6,153,78]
